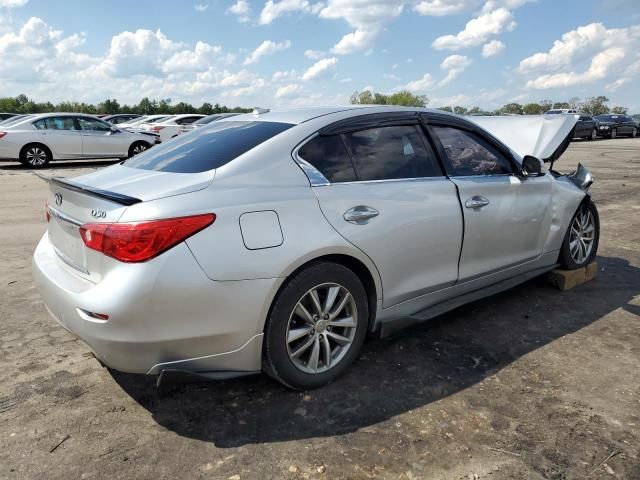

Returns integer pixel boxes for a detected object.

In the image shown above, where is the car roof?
[223,105,454,125]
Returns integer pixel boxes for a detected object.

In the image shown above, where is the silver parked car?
[33,106,598,390]
[0,113,160,167]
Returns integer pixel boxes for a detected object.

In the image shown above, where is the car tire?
[128,141,150,158]
[559,200,599,270]
[610,128,617,139]
[631,128,637,138]
[262,262,369,390]
[589,128,597,141]
[19,144,52,168]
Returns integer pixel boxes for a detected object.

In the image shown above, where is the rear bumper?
[32,233,280,377]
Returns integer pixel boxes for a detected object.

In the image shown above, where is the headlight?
[600,125,609,129]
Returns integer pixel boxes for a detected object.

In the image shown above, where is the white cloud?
[194,3,209,12]
[525,48,626,89]
[413,0,479,16]
[227,0,251,22]
[276,83,303,97]
[259,0,319,25]
[302,57,338,80]
[0,0,28,7]
[272,69,298,81]
[481,0,537,13]
[320,0,405,54]
[304,49,325,60]
[439,54,472,85]
[432,8,516,50]
[404,73,435,92]
[482,39,505,57]
[518,23,640,90]
[243,39,291,65]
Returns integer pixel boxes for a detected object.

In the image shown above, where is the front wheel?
[262,262,368,390]
[589,128,597,141]
[631,127,637,138]
[610,128,617,139]
[559,200,599,270]
[128,141,150,158]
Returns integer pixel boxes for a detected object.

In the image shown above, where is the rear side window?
[431,126,512,176]
[343,125,439,181]
[297,135,357,183]
[124,121,293,173]
[34,117,78,130]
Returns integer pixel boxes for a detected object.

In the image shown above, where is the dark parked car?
[102,114,142,125]
[0,113,18,122]
[595,114,638,139]
[573,115,598,140]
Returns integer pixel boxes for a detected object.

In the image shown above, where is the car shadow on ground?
[110,255,639,448]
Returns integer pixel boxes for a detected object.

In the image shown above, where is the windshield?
[124,121,293,173]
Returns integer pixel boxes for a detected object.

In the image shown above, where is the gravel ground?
[0,139,638,480]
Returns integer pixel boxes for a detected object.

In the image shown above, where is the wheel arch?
[20,141,53,158]
[264,252,382,334]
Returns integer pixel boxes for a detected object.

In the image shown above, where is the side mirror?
[110,126,119,133]
[521,155,543,177]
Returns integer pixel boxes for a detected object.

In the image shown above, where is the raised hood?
[64,163,216,202]
[465,114,578,162]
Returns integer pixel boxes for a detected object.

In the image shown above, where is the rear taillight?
[151,126,165,132]
[0,132,7,140]
[79,214,215,263]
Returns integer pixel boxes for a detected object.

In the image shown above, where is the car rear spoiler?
[34,173,142,206]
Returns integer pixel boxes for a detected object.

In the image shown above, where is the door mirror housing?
[521,155,543,177]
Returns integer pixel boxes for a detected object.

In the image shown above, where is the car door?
[577,116,591,137]
[299,117,463,307]
[36,116,83,159]
[77,116,127,158]
[428,122,553,282]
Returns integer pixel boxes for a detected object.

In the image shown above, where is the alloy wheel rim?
[26,147,46,166]
[569,205,595,265]
[286,282,357,374]
[591,129,596,140]
[133,144,147,154]
[611,129,616,139]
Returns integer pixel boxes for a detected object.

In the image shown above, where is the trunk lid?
[43,164,215,281]
[465,114,578,162]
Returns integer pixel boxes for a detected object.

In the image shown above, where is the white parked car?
[0,113,160,167]
[118,115,173,130]
[142,114,205,142]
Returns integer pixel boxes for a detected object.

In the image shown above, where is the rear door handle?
[343,206,379,224]
[465,196,490,209]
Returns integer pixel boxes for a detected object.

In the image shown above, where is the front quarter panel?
[543,175,587,253]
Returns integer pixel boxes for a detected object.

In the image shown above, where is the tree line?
[350,91,634,117]
[0,94,252,115]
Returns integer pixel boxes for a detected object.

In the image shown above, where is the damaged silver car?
[33,106,598,390]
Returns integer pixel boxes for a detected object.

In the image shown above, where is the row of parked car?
[0,112,238,167]
[546,109,639,140]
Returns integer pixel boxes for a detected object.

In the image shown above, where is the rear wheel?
[559,200,599,270]
[589,128,597,141]
[263,262,368,390]
[631,127,637,138]
[128,141,150,158]
[19,144,51,168]
[610,128,617,139]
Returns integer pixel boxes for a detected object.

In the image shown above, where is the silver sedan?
[0,113,160,167]
[32,106,598,390]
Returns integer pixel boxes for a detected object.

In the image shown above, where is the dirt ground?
[0,138,638,480]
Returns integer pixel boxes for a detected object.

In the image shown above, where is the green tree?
[523,103,543,115]
[497,103,523,115]
[467,106,482,115]
[438,106,453,113]
[350,90,428,107]
[581,96,610,116]
[453,106,467,115]
[610,106,628,114]
[98,99,121,114]
[539,100,552,113]
[552,102,571,109]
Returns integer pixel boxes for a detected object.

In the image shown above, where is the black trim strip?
[50,177,142,206]
[319,111,420,136]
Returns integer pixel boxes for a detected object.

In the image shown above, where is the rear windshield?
[124,121,293,173]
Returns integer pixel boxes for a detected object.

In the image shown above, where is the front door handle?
[465,196,490,209]
[343,206,379,224]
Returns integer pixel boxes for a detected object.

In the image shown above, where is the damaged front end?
[565,163,594,192]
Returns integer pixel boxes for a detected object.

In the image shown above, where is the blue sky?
[1,0,639,111]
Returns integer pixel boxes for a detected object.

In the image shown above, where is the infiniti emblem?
[54,192,62,206]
